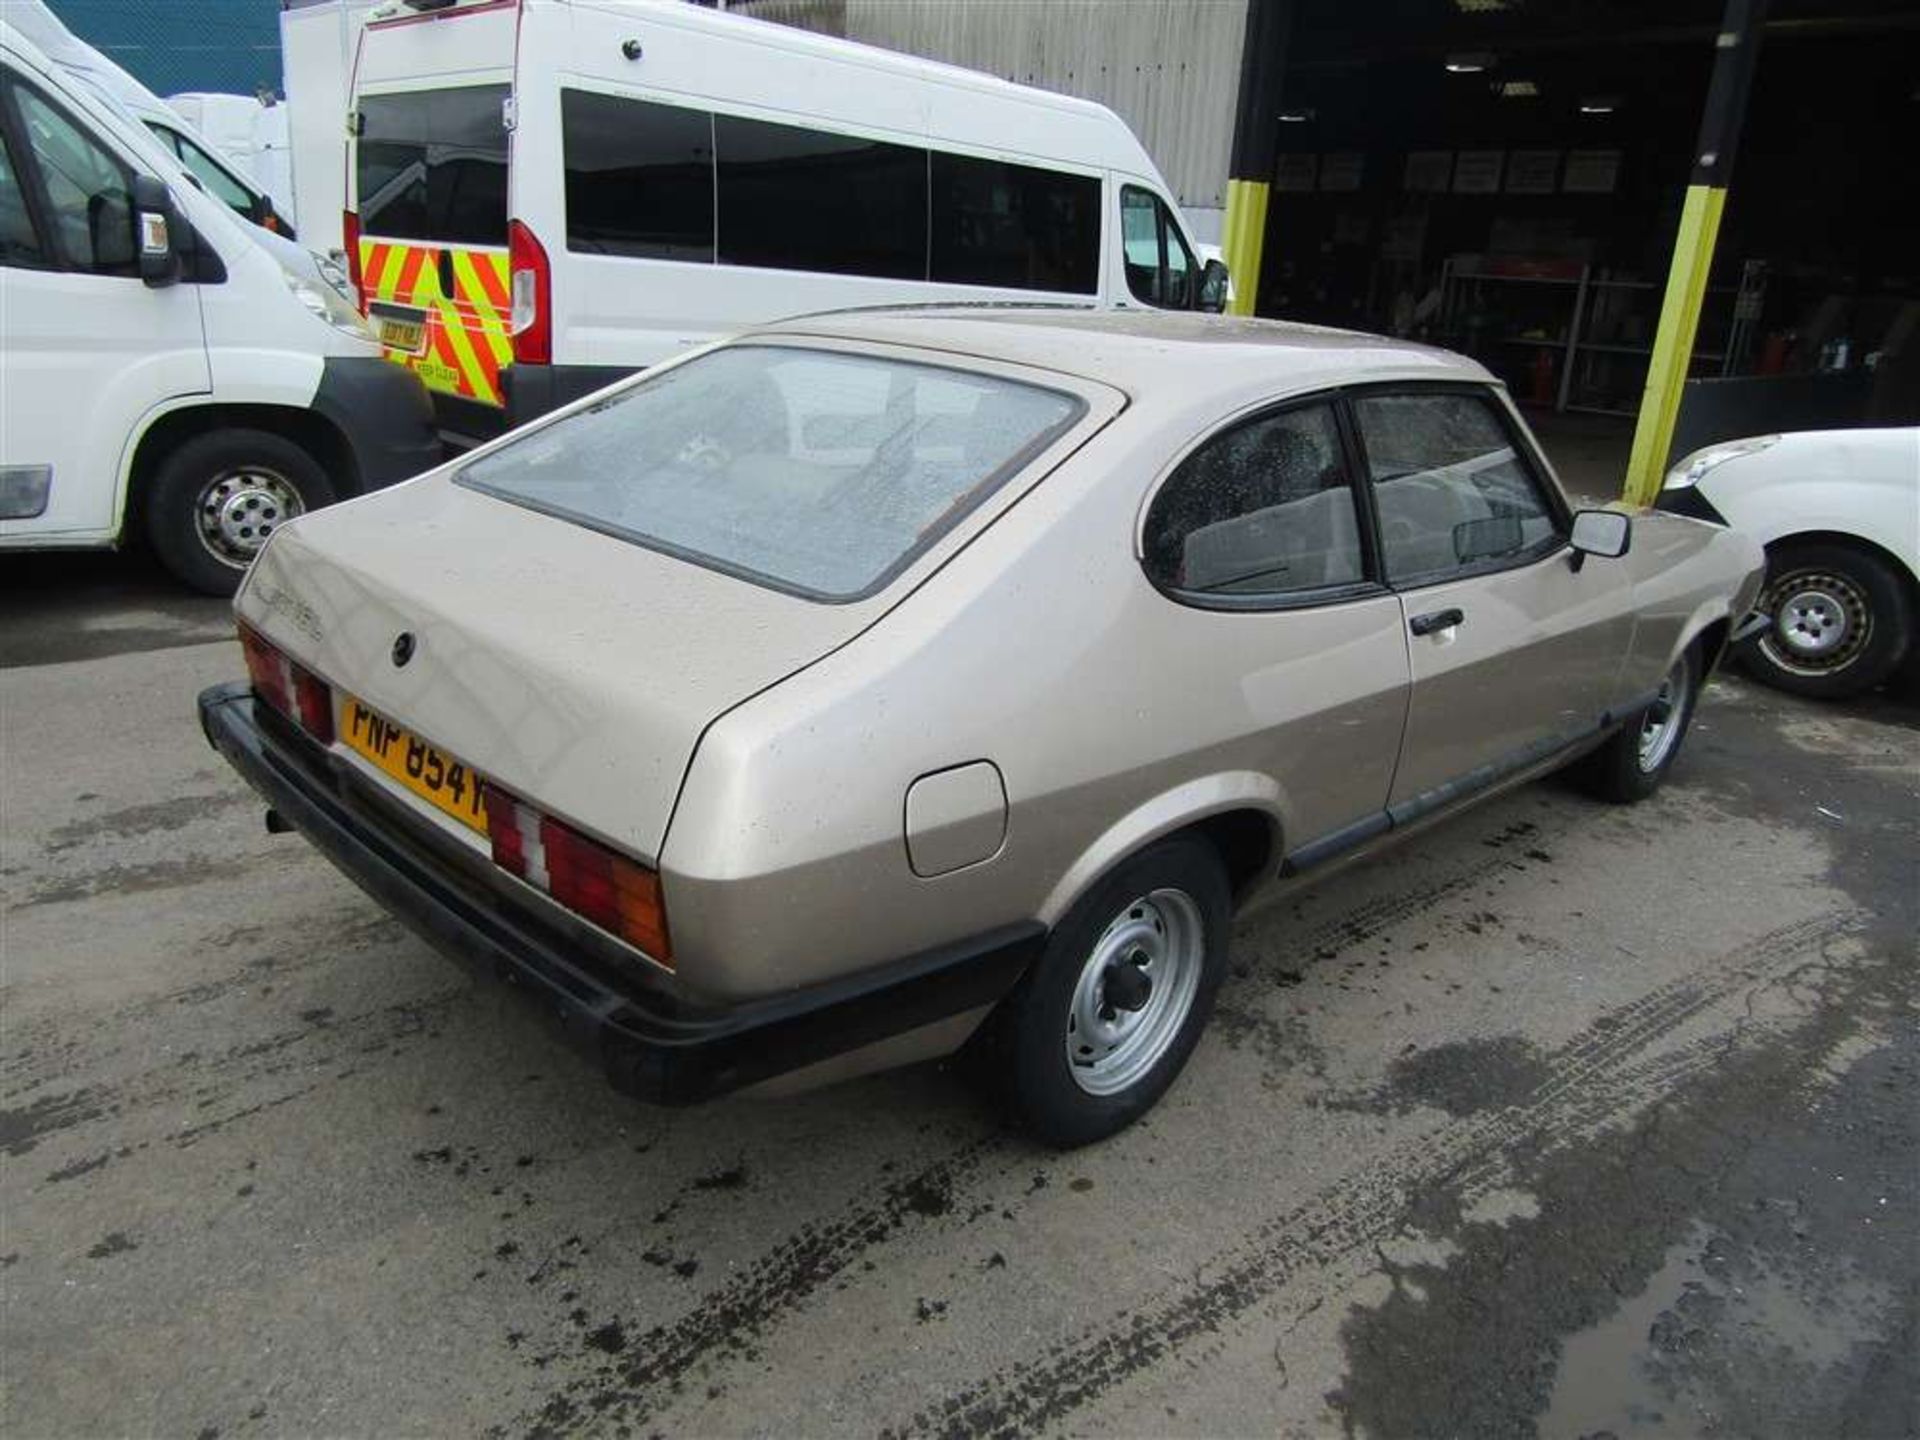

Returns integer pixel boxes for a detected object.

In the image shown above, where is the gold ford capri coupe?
[200,309,1765,1146]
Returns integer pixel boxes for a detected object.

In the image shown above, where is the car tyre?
[146,429,336,596]
[986,834,1230,1148]
[1738,540,1912,700]
[1576,647,1699,804]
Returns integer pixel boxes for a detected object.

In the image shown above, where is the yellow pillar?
[1221,178,1271,318]
[1622,185,1728,507]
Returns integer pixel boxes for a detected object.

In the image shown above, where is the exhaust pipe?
[264,808,294,835]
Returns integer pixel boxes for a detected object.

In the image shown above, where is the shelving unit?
[1437,258,1754,415]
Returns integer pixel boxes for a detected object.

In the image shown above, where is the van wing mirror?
[132,174,180,287]
[1198,258,1230,314]
[1568,509,1631,571]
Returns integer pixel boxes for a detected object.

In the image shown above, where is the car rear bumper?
[196,682,1041,1104]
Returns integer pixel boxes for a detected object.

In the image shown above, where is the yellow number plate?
[376,316,427,356]
[341,694,488,835]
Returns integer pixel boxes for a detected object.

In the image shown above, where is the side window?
[1143,401,1368,599]
[1353,391,1564,584]
[562,89,714,261]
[1120,184,1196,309]
[144,121,185,159]
[173,133,257,217]
[10,80,136,276]
[715,114,926,280]
[930,152,1098,294]
[0,127,48,269]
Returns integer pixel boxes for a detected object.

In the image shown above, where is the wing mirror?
[1569,509,1631,571]
[1198,258,1231,314]
[132,174,180,287]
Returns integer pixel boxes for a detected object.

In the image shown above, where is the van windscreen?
[357,86,508,245]
[456,345,1085,601]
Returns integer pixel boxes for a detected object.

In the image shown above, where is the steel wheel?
[1065,887,1206,1096]
[1756,567,1872,680]
[196,466,306,570]
[1636,656,1691,774]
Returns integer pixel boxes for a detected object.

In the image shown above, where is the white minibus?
[347,0,1227,439]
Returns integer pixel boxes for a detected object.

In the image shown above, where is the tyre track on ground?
[886,911,1857,1439]
[491,807,1599,1436]
[1,982,465,1166]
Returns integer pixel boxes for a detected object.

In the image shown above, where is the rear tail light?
[239,623,335,744]
[507,218,550,364]
[483,782,671,966]
[343,209,364,312]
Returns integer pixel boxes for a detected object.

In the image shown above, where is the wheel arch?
[1765,530,1920,608]
[1036,773,1285,928]
[122,402,362,538]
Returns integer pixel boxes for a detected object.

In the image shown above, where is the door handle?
[1409,607,1464,637]
[436,249,455,298]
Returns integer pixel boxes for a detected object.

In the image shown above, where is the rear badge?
[391,632,416,668]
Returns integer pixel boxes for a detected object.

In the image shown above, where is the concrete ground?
[2,552,1916,1440]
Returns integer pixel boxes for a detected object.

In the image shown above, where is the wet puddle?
[1542,1218,1893,1438]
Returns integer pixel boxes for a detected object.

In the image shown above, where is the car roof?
[752,306,1494,402]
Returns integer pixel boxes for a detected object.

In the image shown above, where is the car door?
[1140,394,1410,864]
[1349,385,1636,819]
[0,66,208,541]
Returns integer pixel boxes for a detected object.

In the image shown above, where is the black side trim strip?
[1284,703,1646,874]
[1281,809,1391,876]
[1389,722,1593,829]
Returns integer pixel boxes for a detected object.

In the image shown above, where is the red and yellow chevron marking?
[358,237,513,409]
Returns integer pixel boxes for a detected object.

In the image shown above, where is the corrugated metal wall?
[733,0,1245,220]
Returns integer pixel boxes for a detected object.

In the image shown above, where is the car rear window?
[356,85,508,245]
[456,345,1085,600]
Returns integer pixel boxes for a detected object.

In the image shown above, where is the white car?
[1660,427,1919,698]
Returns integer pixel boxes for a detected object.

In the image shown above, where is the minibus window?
[562,90,714,261]
[357,85,508,246]
[931,153,1098,295]
[715,115,925,281]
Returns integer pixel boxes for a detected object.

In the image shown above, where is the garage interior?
[1236,0,1920,497]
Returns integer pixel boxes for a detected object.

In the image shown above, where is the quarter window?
[1353,391,1563,583]
[715,114,926,280]
[930,152,1098,294]
[10,80,136,275]
[356,85,509,245]
[1121,185,1196,309]
[562,90,714,261]
[1143,401,1366,598]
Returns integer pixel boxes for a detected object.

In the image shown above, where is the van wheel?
[1575,648,1698,804]
[1738,540,1912,700]
[987,834,1230,1148]
[145,429,335,596]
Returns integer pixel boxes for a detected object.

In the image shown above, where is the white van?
[346,0,1226,439]
[6,0,296,239]
[0,21,441,594]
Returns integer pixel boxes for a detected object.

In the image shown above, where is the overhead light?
[1445,51,1496,73]
[1277,108,1314,123]
[1579,95,1621,114]
[1498,80,1539,98]
[1453,0,1513,11]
